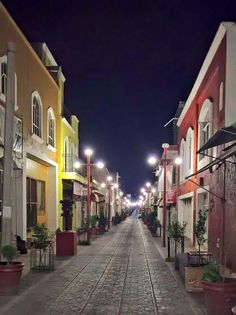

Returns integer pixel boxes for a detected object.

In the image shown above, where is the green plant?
[98,212,107,227]
[194,209,208,264]
[91,215,98,228]
[168,221,187,255]
[33,224,49,242]
[1,245,16,264]
[202,261,222,283]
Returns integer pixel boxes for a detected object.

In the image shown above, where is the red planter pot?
[202,280,236,315]
[0,262,24,295]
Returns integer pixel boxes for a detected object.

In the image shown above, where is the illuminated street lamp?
[74,147,104,242]
[147,155,158,166]
[162,143,170,247]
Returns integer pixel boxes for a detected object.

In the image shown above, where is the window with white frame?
[71,143,75,171]
[0,105,4,143]
[186,127,194,177]
[64,137,69,171]
[219,82,224,111]
[180,138,186,181]
[0,56,7,101]
[31,91,42,138]
[47,107,55,148]
[198,99,213,167]
[13,117,23,158]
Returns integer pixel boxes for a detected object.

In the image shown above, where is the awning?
[186,144,236,179]
[197,125,236,154]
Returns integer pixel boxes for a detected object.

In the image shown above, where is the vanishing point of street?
[0,212,196,315]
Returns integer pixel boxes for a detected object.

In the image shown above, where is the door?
[27,177,37,229]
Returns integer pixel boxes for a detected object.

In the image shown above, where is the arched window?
[47,107,55,148]
[219,82,224,111]
[0,55,7,101]
[64,137,69,171]
[180,138,186,181]
[186,127,194,177]
[71,143,75,171]
[31,91,43,138]
[198,99,213,168]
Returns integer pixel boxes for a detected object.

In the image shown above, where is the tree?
[193,209,208,265]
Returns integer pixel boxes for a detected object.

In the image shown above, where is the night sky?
[3,0,236,197]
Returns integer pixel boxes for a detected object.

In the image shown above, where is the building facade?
[177,22,236,269]
[0,3,59,240]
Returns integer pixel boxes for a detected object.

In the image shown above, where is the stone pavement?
[0,213,204,315]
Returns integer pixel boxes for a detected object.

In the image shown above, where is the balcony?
[62,154,86,177]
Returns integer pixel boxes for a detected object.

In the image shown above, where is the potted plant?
[98,212,107,234]
[185,209,209,292]
[90,215,98,237]
[193,209,208,266]
[202,262,236,315]
[168,221,186,256]
[33,224,50,249]
[0,244,24,295]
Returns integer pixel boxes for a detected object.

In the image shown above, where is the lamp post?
[162,143,169,247]
[74,148,104,243]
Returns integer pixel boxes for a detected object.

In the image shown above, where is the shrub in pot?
[168,221,186,256]
[193,209,208,266]
[0,244,24,295]
[202,262,236,315]
[33,224,50,249]
[98,212,107,233]
[90,215,98,236]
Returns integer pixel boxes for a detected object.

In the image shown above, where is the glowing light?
[107,175,112,182]
[96,161,104,169]
[152,188,156,193]
[101,183,106,188]
[84,148,93,156]
[74,161,81,169]
[113,183,119,189]
[119,191,123,196]
[140,188,145,193]
[147,156,157,165]
[175,157,183,165]
[146,182,151,188]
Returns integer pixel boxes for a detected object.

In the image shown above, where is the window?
[13,117,23,158]
[198,99,213,168]
[64,137,69,171]
[71,143,74,171]
[27,177,45,229]
[180,138,186,181]
[0,56,7,101]
[0,106,4,143]
[219,82,224,111]
[47,108,55,148]
[31,91,42,138]
[186,127,194,176]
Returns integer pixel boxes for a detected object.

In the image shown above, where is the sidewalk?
[140,222,206,315]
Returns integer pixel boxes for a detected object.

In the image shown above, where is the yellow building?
[32,42,87,231]
[0,3,59,239]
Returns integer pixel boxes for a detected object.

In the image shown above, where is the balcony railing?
[62,154,86,176]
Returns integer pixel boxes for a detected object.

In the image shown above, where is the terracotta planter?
[202,280,236,315]
[0,262,24,295]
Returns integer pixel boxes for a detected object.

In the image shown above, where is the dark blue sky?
[3,0,236,196]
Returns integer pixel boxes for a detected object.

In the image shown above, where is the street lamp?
[162,143,169,247]
[74,147,105,242]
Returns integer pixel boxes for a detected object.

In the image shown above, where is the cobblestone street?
[0,213,199,315]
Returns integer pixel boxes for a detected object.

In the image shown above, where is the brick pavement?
[0,214,199,315]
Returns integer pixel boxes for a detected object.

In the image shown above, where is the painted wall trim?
[177,23,234,126]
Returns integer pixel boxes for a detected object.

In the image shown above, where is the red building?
[177,22,236,270]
